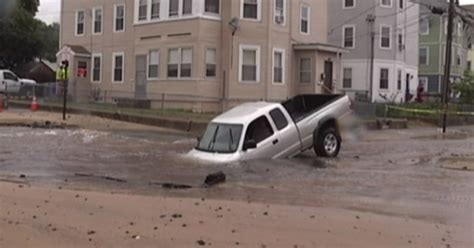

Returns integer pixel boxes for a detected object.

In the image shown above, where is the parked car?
[0,69,37,95]
[189,94,353,162]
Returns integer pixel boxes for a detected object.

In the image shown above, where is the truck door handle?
[272,139,279,145]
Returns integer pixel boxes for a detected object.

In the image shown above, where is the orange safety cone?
[31,96,40,112]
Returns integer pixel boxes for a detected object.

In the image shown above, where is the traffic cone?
[31,96,40,112]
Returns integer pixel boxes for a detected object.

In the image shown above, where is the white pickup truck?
[189,94,353,162]
[0,69,37,95]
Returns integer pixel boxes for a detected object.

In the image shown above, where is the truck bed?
[282,95,343,122]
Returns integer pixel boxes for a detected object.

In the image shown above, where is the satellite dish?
[228,17,239,35]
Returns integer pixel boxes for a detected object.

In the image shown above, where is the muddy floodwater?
[0,125,473,228]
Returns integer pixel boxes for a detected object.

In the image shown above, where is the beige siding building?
[58,0,344,112]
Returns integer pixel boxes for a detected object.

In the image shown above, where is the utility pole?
[441,0,455,133]
[62,60,69,121]
[366,14,376,102]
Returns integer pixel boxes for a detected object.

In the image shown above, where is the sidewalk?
[6,100,212,134]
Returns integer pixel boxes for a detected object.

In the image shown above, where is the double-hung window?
[274,0,285,25]
[169,0,179,17]
[239,45,260,82]
[343,25,355,49]
[205,0,220,15]
[168,48,193,78]
[205,48,217,77]
[93,7,103,34]
[300,58,311,83]
[151,0,160,19]
[92,54,102,82]
[138,0,147,21]
[182,0,192,15]
[148,50,160,79]
[380,25,391,49]
[343,68,352,88]
[113,53,125,83]
[379,68,389,89]
[114,4,125,32]
[419,47,429,65]
[273,49,285,84]
[76,10,85,36]
[344,0,355,8]
[300,4,310,34]
[242,0,260,20]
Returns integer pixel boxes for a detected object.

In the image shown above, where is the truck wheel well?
[317,119,339,137]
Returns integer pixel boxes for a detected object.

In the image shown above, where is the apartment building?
[328,0,419,103]
[58,0,344,112]
[418,1,472,95]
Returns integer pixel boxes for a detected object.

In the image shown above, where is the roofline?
[293,43,348,53]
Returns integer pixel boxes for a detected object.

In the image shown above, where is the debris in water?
[196,240,206,246]
[204,171,226,186]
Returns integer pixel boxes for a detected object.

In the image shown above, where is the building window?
[419,77,429,92]
[239,45,260,82]
[343,68,352,88]
[114,4,125,32]
[397,69,402,90]
[75,10,85,36]
[420,17,429,35]
[399,0,404,9]
[148,50,160,79]
[242,0,260,20]
[300,58,311,83]
[380,68,389,89]
[151,0,160,19]
[300,4,310,34]
[113,53,124,83]
[343,25,355,49]
[182,0,192,15]
[273,49,285,84]
[467,61,472,70]
[77,61,88,77]
[169,0,179,17]
[92,54,102,82]
[457,21,463,37]
[205,0,220,14]
[419,47,429,65]
[168,48,193,78]
[381,0,391,7]
[457,48,461,66]
[139,0,148,21]
[93,7,103,34]
[205,48,216,77]
[398,31,404,51]
[380,25,391,49]
[344,0,355,8]
[274,0,285,25]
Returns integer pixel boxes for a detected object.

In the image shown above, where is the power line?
[328,2,381,35]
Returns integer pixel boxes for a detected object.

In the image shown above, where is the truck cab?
[0,69,37,94]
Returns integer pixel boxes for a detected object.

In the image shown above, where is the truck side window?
[4,72,17,81]
[269,108,288,131]
[245,116,274,144]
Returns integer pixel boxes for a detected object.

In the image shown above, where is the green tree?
[0,0,43,68]
[452,70,474,104]
[37,22,60,62]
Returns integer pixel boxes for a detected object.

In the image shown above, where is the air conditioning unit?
[275,16,284,24]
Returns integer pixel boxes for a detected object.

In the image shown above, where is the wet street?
[1,120,473,247]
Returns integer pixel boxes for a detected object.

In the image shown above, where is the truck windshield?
[196,123,243,153]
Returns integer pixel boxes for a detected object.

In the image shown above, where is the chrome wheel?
[324,133,338,155]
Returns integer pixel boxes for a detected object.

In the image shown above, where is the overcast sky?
[36,0,474,25]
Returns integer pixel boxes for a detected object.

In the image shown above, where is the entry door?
[135,55,147,99]
[324,61,333,94]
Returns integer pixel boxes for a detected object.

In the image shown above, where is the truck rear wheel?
[314,127,341,157]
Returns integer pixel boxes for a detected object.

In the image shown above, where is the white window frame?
[147,50,160,80]
[379,25,392,50]
[300,4,310,35]
[205,48,217,78]
[419,47,429,65]
[379,67,390,90]
[75,10,85,36]
[91,53,102,83]
[240,0,262,21]
[203,0,221,16]
[342,25,355,49]
[274,0,286,26]
[342,67,352,89]
[343,0,356,9]
[167,47,193,79]
[112,52,125,84]
[114,4,126,33]
[239,44,261,83]
[380,0,392,8]
[420,17,430,35]
[92,7,103,35]
[272,48,286,85]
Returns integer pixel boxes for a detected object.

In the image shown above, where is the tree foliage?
[452,70,474,104]
[0,0,58,69]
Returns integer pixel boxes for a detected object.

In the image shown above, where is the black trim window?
[205,0,220,14]
[243,0,258,19]
[343,68,352,88]
[344,0,355,8]
[92,55,101,82]
[343,26,354,48]
[115,5,125,31]
[270,109,288,131]
[245,116,274,144]
[206,48,216,77]
[76,11,85,35]
[380,68,389,89]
